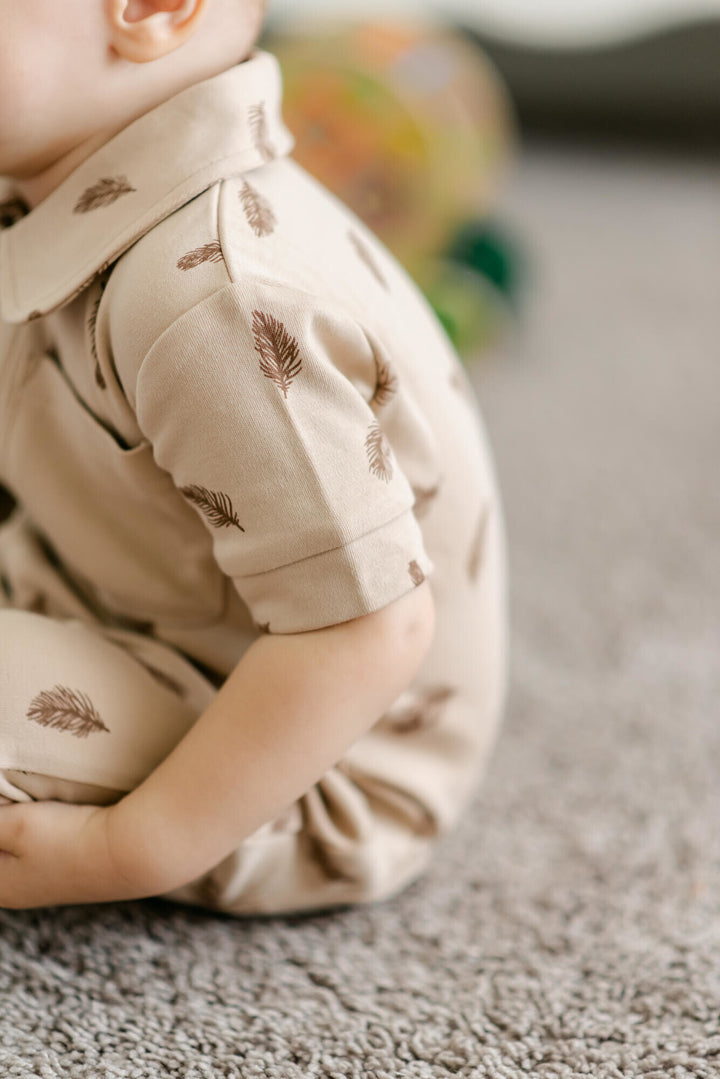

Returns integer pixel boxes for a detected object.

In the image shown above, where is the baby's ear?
[105,0,208,64]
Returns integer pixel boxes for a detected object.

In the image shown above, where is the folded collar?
[0,48,295,323]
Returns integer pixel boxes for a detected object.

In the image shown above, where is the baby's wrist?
[102,790,219,897]
[101,798,186,897]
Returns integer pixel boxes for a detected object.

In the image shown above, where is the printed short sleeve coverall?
[0,48,509,914]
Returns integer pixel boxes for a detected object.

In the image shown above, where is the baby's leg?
[0,505,505,916]
[0,511,437,914]
[0,607,436,914]
[0,609,216,807]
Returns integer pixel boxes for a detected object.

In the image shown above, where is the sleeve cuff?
[232,508,434,634]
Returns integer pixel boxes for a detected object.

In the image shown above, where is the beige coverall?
[0,48,509,915]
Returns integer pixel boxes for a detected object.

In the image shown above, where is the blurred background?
[267,0,720,150]
[260,0,719,365]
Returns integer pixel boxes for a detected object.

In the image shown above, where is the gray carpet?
[2,142,719,1078]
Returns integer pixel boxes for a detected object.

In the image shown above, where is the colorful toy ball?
[264,18,516,281]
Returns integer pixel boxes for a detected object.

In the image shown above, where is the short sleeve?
[132,281,433,633]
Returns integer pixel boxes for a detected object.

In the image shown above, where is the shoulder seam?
[138,273,372,373]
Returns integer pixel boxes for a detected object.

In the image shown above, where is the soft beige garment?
[0,48,509,913]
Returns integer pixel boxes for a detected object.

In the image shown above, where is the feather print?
[251,310,302,398]
[468,503,489,581]
[180,485,245,530]
[239,179,276,237]
[348,230,389,290]
[408,560,425,586]
[26,684,110,739]
[248,101,275,161]
[365,420,394,482]
[411,483,441,518]
[369,354,398,409]
[386,685,456,734]
[177,241,224,271]
[73,176,136,213]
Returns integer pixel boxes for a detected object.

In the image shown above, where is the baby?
[0,0,509,914]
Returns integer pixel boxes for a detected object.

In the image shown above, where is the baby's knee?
[0,609,52,739]
[0,609,127,805]
[0,607,47,655]
[0,607,205,799]
[0,609,76,703]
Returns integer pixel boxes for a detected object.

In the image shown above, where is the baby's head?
[1,0,268,206]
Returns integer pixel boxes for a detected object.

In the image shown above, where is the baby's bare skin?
[1,1,265,206]
[0,0,437,909]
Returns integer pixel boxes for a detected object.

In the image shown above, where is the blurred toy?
[262,17,522,360]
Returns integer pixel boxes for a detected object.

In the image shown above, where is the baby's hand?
[0,800,154,909]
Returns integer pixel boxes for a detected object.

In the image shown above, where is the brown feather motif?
[180,485,245,530]
[369,354,398,409]
[73,176,136,213]
[411,482,441,518]
[248,102,275,161]
[408,560,425,586]
[468,503,489,581]
[239,179,276,237]
[251,310,302,398]
[26,684,110,739]
[365,420,394,482]
[177,241,224,271]
[348,230,389,290]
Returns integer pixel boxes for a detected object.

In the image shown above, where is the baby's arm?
[0,581,434,909]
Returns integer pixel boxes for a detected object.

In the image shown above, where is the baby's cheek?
[0,17,83,175]
[0,57,43,170]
